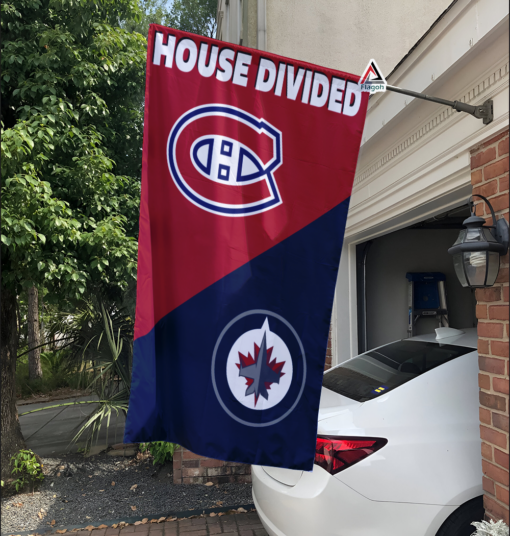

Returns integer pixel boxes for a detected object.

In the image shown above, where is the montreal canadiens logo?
[167,105,283,217]
[211,310,306,427]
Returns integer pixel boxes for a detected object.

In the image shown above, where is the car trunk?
[261,389,362,486]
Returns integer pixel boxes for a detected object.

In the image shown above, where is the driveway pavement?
[17,396,125,456]
[35,513,268,536]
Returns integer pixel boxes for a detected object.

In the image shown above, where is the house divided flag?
[124,25,369,470]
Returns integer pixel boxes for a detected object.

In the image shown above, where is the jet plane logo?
[167,105,283,217]
[235,318,289,408]
[211,310,307,427]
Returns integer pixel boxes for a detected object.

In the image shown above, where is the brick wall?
[173,447,251,485]
[325,325,333,371]
[471,130,509,524]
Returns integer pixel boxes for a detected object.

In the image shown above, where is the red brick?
[480,406,492,424]
[484,494,510,525]
[474,201,485,217]
[200,459,224,468]
[500,174,509,193]
[482,459,510,486]
[493,377,510,395]
[503,286,509,302]
[472,147,497,169]
[480,132,508,149]
[496,267,509,284]
[482,441,493,460]
[479,356,506,374]
[182,450,207,460]
[492,412,509,433]
[478,339,490,355]
[477,305,488,319]
[489,305,509,320]
[182,460,200,468]
[483,475,496,494]
[471,169,483,185]
[476,287,502,302]
[474,180,499,198]
[495,448,510,470]
[484,158,510,181]
[488,195,510,215]
[496,484,509,505]
[491,341,509,358]
[182,467,206,477]
[499,138,509,157]
[479,373,491,390]
[480,392,507,411]
[178,529,207,536]
[480,425,508,449]
[478,322,504,339]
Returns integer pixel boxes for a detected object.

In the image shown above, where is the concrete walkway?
[17,396,125,456]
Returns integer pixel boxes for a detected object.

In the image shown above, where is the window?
[322,340,473,402]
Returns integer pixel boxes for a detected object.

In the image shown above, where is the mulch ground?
[1,452,253,535]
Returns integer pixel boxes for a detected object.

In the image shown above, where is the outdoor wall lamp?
[448,195,509,288]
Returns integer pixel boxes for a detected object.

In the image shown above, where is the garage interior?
[356,204,478,353]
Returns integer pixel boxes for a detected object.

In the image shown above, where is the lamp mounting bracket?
[385,85,494,125]
[468,194,509,255]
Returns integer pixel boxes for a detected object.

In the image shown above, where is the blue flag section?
[125,25,368,471]
[126,200,351,469]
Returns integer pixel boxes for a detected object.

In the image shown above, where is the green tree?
[0,0,146,479]
[123,0,173,37]
[167,0,217,37]
[124,0,218,39]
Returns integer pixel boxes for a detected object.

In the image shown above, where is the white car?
[252,327,483,536]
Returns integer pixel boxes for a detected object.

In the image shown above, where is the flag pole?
[385,84,493,125]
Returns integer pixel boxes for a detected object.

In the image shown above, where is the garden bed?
[1,451,253,534]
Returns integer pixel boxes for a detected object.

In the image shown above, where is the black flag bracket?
[385,85,494,125]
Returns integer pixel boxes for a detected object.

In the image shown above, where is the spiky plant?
[471,519,510,536]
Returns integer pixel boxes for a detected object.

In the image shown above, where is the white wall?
[266,0,453,75]
[365,228,477,349]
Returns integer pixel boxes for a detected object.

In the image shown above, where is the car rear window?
[322,340,473,402]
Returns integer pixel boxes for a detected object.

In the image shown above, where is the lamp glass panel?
[453,230,466,246]
[482,228,499,244]
[465,229,483,242]
[485,251,500,286]
[464,251,487,287]
[453,253,468,287]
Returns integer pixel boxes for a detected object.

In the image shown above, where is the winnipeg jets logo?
[233,318,290,409]
[211,310,306,427]
[167,105,283,217]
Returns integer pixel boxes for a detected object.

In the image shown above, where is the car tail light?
[314,436,387,475]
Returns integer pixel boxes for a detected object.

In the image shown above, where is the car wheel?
[436,496,484,536]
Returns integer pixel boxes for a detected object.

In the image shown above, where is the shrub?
[471,519,510,536]
[11,449,44,493]
[139,442,178,465]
